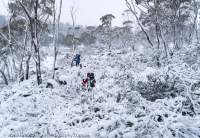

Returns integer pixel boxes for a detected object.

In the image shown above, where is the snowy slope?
[0,45,200,138]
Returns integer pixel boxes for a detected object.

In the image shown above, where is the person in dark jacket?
[71,54,81,67]
[74,54,81,66]
[89,73,96,88]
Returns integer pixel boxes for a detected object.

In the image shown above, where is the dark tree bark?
[25,54,31,80]
[0,70,8,85]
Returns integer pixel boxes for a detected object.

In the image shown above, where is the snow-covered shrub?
[46,79,59,89]
[56,75,67,85]
[191,81,200,91]
[136,73,185,102]
[178,97,196,117]
[136,54,148,63]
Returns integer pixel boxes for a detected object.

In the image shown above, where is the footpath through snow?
[0,46,200,137]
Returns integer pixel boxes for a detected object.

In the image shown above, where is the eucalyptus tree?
[8,0,54,85]
[124,0,199,67]
[100,14,115,51]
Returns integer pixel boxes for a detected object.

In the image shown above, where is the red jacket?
[82,79,88,87]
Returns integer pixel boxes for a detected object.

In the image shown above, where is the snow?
[0,45,200,137]
[137,67,157,82]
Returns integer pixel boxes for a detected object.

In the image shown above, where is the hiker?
[71,54,81,67]
[89,73,96,88]
[82,73,96,91]
[82,73,90,88]
[74,54,81,67]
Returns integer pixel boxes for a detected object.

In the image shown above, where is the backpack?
[75,54,80,60]
[90,79,96,87]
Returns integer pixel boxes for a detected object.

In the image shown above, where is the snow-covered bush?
[136,72,185,101]
[179,97,196,117]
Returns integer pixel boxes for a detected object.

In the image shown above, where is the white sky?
[0,0,127,26]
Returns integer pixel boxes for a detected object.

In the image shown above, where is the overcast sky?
[0,0,127,26]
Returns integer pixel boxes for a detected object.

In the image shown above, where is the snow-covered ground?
[0,45,200,138]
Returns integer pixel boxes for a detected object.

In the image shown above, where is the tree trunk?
[53,0,63,79]
[196,27,199,44]
[34,0,42,85]
[0,69,8,85]
[159,28,168,57]
[19,22,28,77]
[8,15,17,80]
[156,24,160,50]
[154,0,161,67]
[70,6,77,65]
[19,57,24,77]
[4,61,11,80]
[18,0,42,85]
[188,0,198,44]
[52,1,57,79]
[125,0,154,48]
[25,54,31,80]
